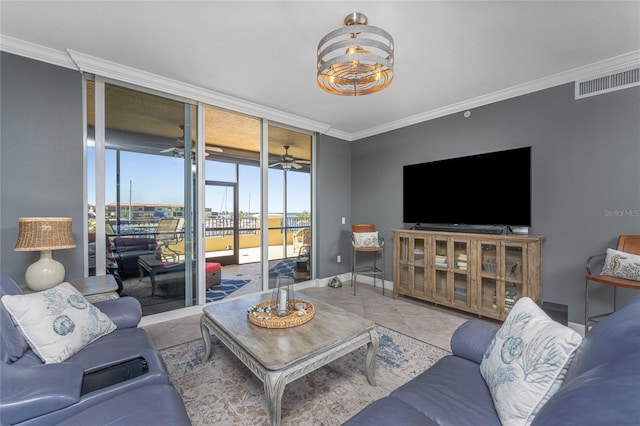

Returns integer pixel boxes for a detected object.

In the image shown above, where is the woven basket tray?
[247,298,315,329]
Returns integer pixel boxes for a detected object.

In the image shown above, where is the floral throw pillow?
[480,297,582,426]
[601,248,640,281]
[353,232,379,248]
[1,282,116,363]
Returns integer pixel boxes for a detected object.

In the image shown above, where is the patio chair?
[293,227,311,256]
[155,218,185,262]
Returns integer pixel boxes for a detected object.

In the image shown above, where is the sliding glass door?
[267,125,312,286]
[87,80,197,315]
[87,80,315,315]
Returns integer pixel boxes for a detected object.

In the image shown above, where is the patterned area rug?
[160,325,450,425]
[205,279,250,303]
[268,258,297,279]
[123,277,249,307]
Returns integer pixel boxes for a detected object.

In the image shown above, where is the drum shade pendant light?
[317,12,394,96]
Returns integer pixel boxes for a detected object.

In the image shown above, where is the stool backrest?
[352,224,376,233]
[618,235,640,255]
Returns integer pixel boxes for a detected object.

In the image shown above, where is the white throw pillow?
[353,232,379,248]
[1,282,116,363]
[480,297,582,426]
[601,248,640,281]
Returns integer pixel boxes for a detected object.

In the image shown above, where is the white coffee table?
[200,292,378,426]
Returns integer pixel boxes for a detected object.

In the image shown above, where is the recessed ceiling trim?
[347,50,640,141]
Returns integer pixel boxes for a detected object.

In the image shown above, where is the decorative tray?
[247,298,315,329]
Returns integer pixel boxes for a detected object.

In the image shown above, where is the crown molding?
[3,35,638,142]
[349,50,640,141]
[0,35,76,69]
[66,50,332,135]
[0,35,331,135]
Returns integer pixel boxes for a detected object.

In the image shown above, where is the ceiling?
[1,1,639,141]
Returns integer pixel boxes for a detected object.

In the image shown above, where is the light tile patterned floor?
[143,279,495,352]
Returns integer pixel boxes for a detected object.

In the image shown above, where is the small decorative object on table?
[247,275,316,328]
[271,275,294,316]
[247,299,315,328]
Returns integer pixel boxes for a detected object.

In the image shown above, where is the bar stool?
[351,224,385,295]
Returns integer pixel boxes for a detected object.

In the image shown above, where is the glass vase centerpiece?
[271,275,294,317]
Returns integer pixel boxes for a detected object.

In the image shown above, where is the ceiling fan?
[159,125,222,158]
[269,145,310,171]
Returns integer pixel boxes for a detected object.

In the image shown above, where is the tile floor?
[142,279,496,352]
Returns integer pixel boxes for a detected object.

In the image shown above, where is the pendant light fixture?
[317,12,394,96]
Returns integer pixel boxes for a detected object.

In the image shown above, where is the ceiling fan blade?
[295,159,311,164]
[291,162,302,169]
[160,147,177,153]
[269,162,282,168]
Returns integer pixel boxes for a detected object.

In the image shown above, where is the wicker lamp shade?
[15,217,75,291]
[15,217,76,251]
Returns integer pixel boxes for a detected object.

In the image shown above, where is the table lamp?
[14,217,76,291]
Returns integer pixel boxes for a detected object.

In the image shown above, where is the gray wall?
[351,82,640,323]
[0,52,85,283]
[316,134,351,279]
[2,52,638,325]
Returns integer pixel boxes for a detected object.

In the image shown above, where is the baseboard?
[319,273,390,291]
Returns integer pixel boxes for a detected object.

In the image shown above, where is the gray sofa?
[0,272,190,425]
[344,294,640,425]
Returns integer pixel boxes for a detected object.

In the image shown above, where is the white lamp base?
[25,250,66,291]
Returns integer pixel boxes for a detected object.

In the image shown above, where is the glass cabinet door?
[452,239,470,306]
[412,235,427,296]
[479,241,525,317]
[395,233,427,297]
[433,237,449,301]
[479,242,500,315]
[503,243,525,315]
[396,235,411,294]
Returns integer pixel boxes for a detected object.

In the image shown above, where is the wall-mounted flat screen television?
[403,147,531,227]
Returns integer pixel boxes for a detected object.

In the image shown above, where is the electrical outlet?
[337,255,341,263]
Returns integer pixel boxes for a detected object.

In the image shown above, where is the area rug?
[123,277,250,306]
[205,279,251,303]
[268,258,297,279]
[160,324,450,425]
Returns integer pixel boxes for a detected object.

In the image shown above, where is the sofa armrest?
[1,363,83,424]
[93,296,142,329]
[450,319,499,364]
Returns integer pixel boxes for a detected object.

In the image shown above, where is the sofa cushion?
[0,273,29,363]
[565,293,640,382]
[343,396,439,426]
[480,297,582,426]
[113,237,157,251]
[532,353,640,426]
[391,355,501,425]
[1,282,116,363]
[56,384,190,426]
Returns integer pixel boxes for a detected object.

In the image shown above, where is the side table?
[67,275,120,303]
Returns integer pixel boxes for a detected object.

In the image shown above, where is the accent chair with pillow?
[0,272,190,425]
[344,294,640,426]
[585,234,640,334]
[351,224,385,296]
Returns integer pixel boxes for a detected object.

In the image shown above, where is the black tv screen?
[403,147,531,227]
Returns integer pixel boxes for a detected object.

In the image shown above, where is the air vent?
[575,66,640,99]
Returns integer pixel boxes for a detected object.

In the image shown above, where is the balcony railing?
[100,216,311,239]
